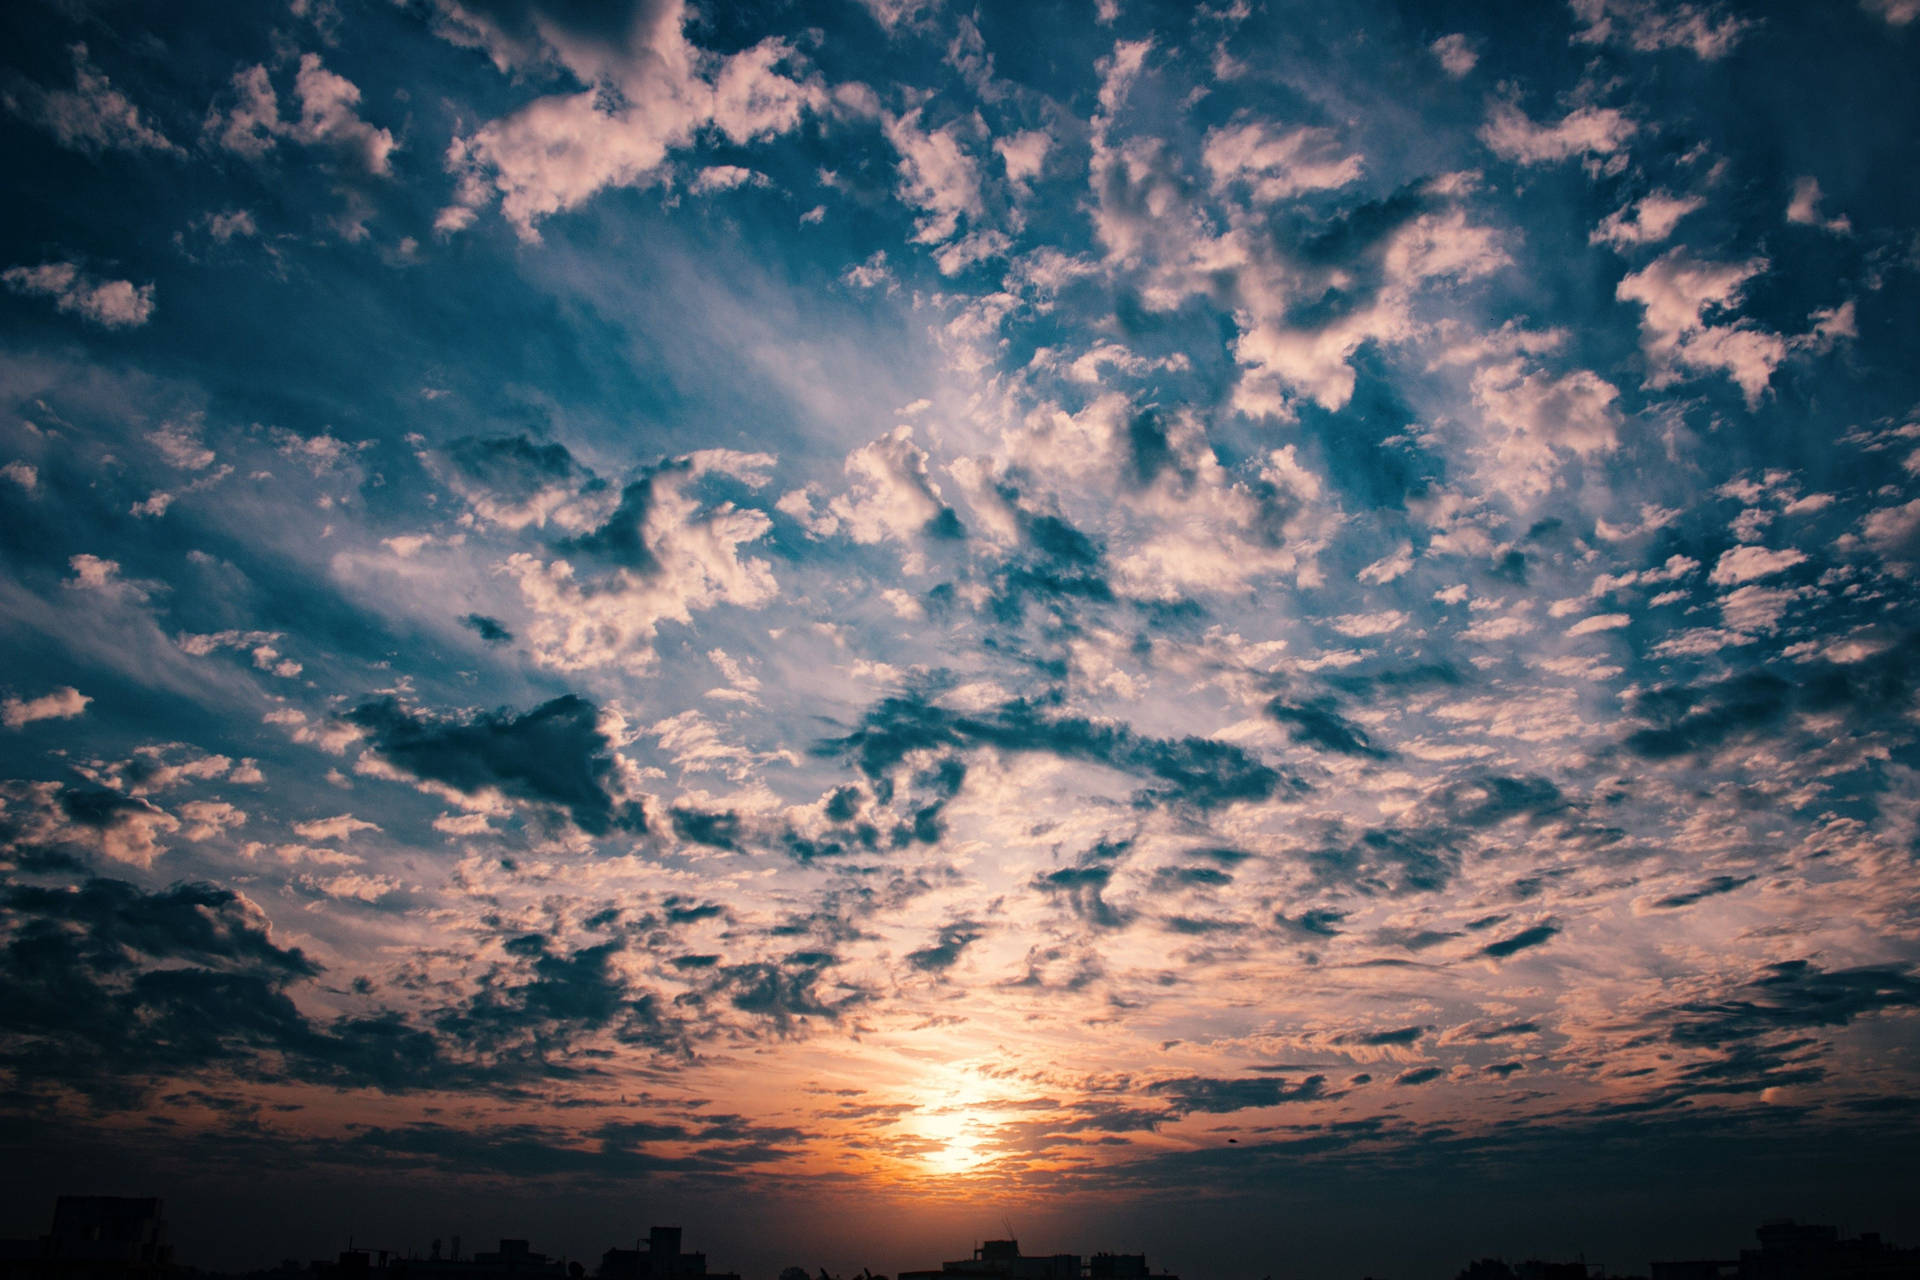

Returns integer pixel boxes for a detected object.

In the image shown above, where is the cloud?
[205,55,395,175]
[1201,122,1364,204]
[1147,1075,1327,1114]
[3,686,90,729]
[345,694,645,835]
[3,263,154,328]
[434,0,822,239]
[1667,960,1920,1046]
[9,44,181,154]
[1647,874,1755,910]
[1569,0,1753,59]
[1471,359,1623,496]
[825,693,1298,813]
[1786,176,1851,235]
[434,434,587,530]
[1479,101,1636,165]
[506,454,777,671]
[688,164,765,194]
[1616,249,1786,405]
[1480,922,1560,958]
[290,814,381,842]
[905,921,983,972]
[463,613,514,644]
[1229,197,1507,414]
[1591,191,1705,249]
[1431,34,1477,76]
[1566,612,1630,636]
[833,428,957,547]
[884,110,986,247]
[1709,545,1806,585]
[1267,699,1389,758]
[1864,0,1919,24]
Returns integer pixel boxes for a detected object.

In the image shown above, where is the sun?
[912,1104,992,1174]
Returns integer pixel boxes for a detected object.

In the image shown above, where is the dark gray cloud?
[1036,864,1133,929]
[1668,960,1920,1048]
[462,613,514,644]
[824,693,1299,812]
[437,933,677,1057]
[1479,923,1561,959]
[1650,874,1756,910]
[1266,698,1389,758]
[347,694,644,835]
[560,462,690,571]
[670,806,742,850]
[1146,1074,1328,1114]
[1333,1025,1428,1047]
[0,875,459,1100]
[441,433,582,502]
[905,921,982,971]
[1625,634,1920,760]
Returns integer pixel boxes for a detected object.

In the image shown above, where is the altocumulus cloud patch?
[1,0,1920,1267]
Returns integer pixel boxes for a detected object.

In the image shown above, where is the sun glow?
[912,1105,992,1173]
[902,1068,1007,1176]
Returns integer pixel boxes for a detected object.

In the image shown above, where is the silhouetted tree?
[777,1268,809,1280]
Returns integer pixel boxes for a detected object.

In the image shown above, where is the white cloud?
[206,56,396,175]
[67,554,122,589]
[149,420,217,470]
[435,1,821,240]
[884,110,985,245]
[1201,122,1364,204]
[2,686,90,729]
[203,209,260,243]
[1233,207,1506,414]
[1616,249,1785,406]
[1569,0,1753,59]
[1,461,36,491]
[12,44,182,155]
[995,128,1051,189]
[1331,610,1407,637]
[1567,612,1630,636]
[1862,499,1920,567]
[179,800,248,841]
[831,427,952,558]
[509,454,779,672]
[1786,176,1851,235]
[1590,190,1704,249]
[1719,584,1795,634]
[1471,359,1623,496]
[291,813,382,841]
[1863,0,1919,25]
[1708,544,1806,585]
[1431,34,1477,76]
[689,164,765,194]
[1479,101,1636,165]
[1358,542,1414,585]
[3,262,154,328]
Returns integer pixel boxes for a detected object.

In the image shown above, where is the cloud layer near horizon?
[2,0,1920,1272]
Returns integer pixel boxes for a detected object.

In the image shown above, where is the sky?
[1,0,1919,1277]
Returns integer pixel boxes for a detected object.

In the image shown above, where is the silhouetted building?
[1516,1265,1593,1280]
[390,1238,572,1280]
[901,1241,1172,1280]
[0,1197,173,1280]
[1651,1221,1920,1280]
[595,1227,735,1280]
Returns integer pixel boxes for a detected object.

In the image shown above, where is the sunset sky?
[2,1,1919,1277]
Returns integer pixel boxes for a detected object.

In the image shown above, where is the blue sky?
[3,1,1920,1276]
